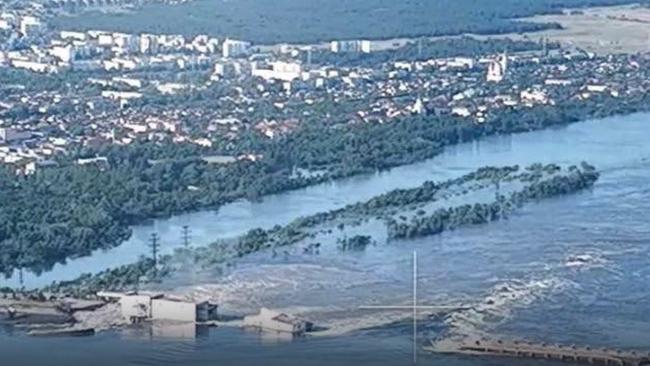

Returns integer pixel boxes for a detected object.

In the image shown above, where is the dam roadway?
[426,339,650,366]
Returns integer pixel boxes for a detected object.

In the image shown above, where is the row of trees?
[39,163,586,295]
[386,163,599,239]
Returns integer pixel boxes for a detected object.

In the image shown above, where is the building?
[0,127,31,143]
[486,53,508,83]
[330,40,372,53]
[0,13,15,31]
[139,34,159,54]
[157,34,185,52]
[101,90,143,100]
[243,308,309,334]
[118,293,152,322]
[98,292,216,323]
[251,61,303,82]
[447,57,475,69]
[60,31,87,41]
[112,77,143,88]
[585,84,608,93]
[222,39,251,58]
[97,33,114,47]
[156,83,188,95]
[113,33,138,54]
[19,16,41,37]
[545,78,572,86]
[50,45,76,64]
[22,160,58,175]
[212,61,241,79]
[151,298,213,323]
[410,97,426,115]
[10,59,59,73]
[520,89,549,104]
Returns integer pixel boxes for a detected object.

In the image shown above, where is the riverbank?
[38,162,599,296]
[2,111,650,365]
[4,82,650,284]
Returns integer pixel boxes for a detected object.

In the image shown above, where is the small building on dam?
[97,291,217,323]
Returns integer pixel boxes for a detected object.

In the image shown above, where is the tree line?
[386,163,599,239]
[1,79,647,277]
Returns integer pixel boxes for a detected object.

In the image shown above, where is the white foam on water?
[564,252,609,269]
[175,263,391,316]
[167,246,620,341]
[310,309,423,337]
[170,262,455,336]
[433,276,575,350]
[429,255,623,353]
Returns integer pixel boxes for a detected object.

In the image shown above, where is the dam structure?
[425,338,650,366]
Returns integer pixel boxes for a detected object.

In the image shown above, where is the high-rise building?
[113,33,138,54]
[139,34,159,54]
[222,39,251,58]
[18,16,41,37]
[487,52,508,83]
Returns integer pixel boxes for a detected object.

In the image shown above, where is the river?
[1,112,650,365]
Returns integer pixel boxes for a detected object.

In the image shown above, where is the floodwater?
[2,112,650,365]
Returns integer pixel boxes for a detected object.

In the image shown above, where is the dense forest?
[51,0,645,44]
[386,163,599,239]
[0,87,648,278]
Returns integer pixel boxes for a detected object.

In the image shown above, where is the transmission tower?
[149,233,160,268]
[182,225,191,249]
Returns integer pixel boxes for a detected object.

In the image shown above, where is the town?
[2,1,650,365]
[0,1,645,175]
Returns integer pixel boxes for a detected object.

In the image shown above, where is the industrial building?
[243,308,309,334]
[97,291,216,323]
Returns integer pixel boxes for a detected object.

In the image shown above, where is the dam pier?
[425,338,650,366]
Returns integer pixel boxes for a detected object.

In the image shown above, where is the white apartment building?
[222,39,251,58]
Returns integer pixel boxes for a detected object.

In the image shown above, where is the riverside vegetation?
[35,162,599,296]
[0,85,641,278]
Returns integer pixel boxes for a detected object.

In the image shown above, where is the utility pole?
[149,233,160,268]
[182,225,191,249]
[18,241,24,287]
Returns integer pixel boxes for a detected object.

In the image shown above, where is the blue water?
[2,112,650,365]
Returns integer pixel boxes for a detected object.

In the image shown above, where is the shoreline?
[5,101,650,290]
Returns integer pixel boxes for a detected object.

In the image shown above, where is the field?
[357,4,650,55]
[508,4,650,54]
[50,0,643,44]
